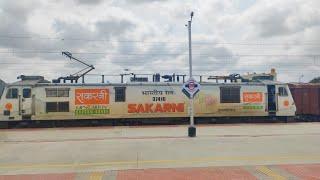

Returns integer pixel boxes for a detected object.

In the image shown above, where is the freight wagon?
[289,83,320,120]
[0,75,296,128]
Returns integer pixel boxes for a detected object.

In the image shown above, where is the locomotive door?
[20,86,33,119]
[267,85,277,115]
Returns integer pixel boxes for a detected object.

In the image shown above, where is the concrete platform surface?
[1,164,320,179]
[0,122,320,179]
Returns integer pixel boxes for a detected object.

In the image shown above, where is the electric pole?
[187,12,196,137]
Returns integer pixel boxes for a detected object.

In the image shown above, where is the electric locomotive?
[0,70,296,127]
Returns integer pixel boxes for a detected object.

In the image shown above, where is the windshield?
[0,79,5,99]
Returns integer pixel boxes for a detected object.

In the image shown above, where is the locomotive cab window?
[0,88,3,99]
[279,87,288,96]
[46,102,69,112]
[23,88,31,98]
[0,80,5,99]
[114,87,126,102]
[220,86,240,103]
[6,88,18,99]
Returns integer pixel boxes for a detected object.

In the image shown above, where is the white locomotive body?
[0,76,296,122]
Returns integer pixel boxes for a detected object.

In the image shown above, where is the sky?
[0,0,319,83]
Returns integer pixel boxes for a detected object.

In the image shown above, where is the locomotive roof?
[7,79,288,87]
[9,79,51,86]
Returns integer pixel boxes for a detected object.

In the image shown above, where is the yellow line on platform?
[256,166,287,180]
[0,154,320,170]
[89,172,104,180]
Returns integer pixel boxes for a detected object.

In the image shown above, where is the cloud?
[243,0,320,38]
[0,1,37,46]
[74,0,103,5]
[113,0,169,5]
[95,19,136,38]
[0,0,319,83]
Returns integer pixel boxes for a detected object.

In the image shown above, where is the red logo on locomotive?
[75,89,109,105]
[243,92,263,103]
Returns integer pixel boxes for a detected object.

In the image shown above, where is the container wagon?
[289,83,320,120]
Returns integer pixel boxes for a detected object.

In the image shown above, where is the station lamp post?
[182,12,199,137]
[187,12,196,137]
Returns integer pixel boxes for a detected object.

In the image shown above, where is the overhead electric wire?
[3,66,319,71]
[1,35,319,79]
[1,35,320,46]
[1,61,319,66]
[0,50,320,58]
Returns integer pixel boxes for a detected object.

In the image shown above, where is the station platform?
[1,164,320,179]
[1,123,320,179]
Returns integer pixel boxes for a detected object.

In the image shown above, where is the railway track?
[1,116,318,129]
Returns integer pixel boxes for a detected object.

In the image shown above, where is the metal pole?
[188,20,194,127]
[187,12,196,137]
[188,20,192,78]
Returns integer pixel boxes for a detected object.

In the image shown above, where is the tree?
[310,77,320,83]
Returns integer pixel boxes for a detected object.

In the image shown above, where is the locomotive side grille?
[220,86,241,103]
